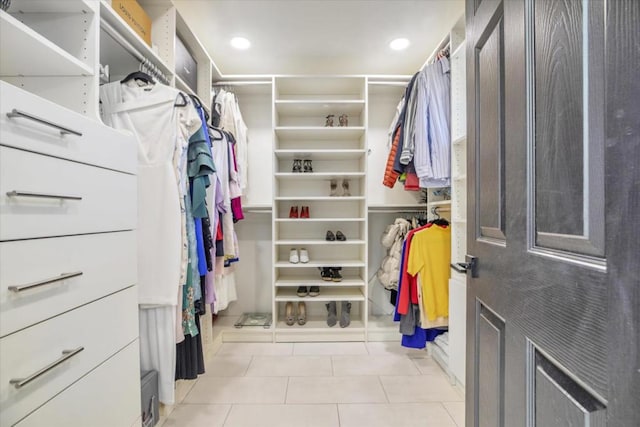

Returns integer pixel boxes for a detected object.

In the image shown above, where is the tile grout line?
[440,401,462,427]
[284,375,291,405]
[243,355,254,377]
[336,402,342,427]
[377,375,392,404]
[221,403,233,427]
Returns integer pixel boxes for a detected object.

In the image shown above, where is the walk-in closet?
[1,0,638,426]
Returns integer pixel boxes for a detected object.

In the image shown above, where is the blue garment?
[194,210,208,277]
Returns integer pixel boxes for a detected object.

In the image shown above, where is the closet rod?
[100,19,170,85]
[421,33,451,70]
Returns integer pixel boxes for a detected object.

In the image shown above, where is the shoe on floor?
[289,248,299,263]
[325,230,336,241]
[297,286,309,297]
[297,302,307,325]
[335,231,346,241]
[309,286,320,297]
[326,301,337,327]
[340,301,352,328]
[285,302,295,326]
[299,248,309,263]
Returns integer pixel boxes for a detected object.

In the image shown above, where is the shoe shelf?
[274,149,367,161]
[275,317,365,332]
[275,100,365,116]
[275,217,365,222]
[275,287,365,302]
[275,172,366,180]
[274,260,366,268]
[275,276,365,287]
[274,239,366,246]
[275,196,365,201]
[274,127,366,140]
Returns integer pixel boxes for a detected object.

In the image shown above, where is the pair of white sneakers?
[289,248,309,264]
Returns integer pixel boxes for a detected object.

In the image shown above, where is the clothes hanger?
[121,71,155,84]
[174,92,189,107]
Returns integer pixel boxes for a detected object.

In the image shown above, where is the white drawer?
[0,146,136,241]
[0,286,138,427]
[0,81,136,174]
[0,231,137,337]
[15,340,141,427]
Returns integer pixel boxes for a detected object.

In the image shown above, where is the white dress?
[100,80,201,404]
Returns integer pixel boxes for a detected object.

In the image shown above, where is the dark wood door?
[464,0,639,425]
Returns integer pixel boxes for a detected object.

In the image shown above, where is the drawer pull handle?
[9,347,84,389]
[6,109,83,137]
[8,271,83,293]
[6,190,82,201]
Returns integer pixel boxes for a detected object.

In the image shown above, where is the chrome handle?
[9,347,84,389]
[8,271,83,292]
[6,190,82,201]
[6,109,83,136]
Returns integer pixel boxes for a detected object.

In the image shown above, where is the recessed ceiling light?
[230,37,251,50]
[389,38,410,51]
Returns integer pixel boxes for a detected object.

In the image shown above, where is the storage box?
[176,34,198,93]
[112,0,152,46]
[140,370,159,427]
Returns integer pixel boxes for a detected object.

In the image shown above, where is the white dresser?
[0,81,141,427]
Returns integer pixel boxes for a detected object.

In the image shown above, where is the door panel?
[476,303,505,427]
[529,343,606,427]
[464,0,640,426]
[531,0,605,257]
[475,6,505,242]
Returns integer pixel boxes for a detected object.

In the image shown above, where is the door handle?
[450,255,478,277]
[6,109,83,137]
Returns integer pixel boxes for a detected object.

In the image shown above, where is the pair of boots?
[285,301,306,326]
[326,301,351,328]
[330,179,351,196]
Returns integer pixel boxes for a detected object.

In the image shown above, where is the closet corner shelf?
[274,260,366,268]
[99,1,174,79]
[274,149,367,160]
[275,276,365,287]
[275,318,365,332]
[275,196,365,201]
[274,239,366,246]
[0,12,94,77]
[274,172,365,180]
[275,287,365,302]
[274,217,365,223]
[274,126,366,140]
[452,135,467,146]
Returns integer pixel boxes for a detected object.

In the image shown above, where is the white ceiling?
[173,0,465,77]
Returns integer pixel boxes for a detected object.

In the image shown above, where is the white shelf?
[274,149,367,160]
[275,196,365,201]
[276,318,365,332]
[275,126,366,140]
[0,12,94,76]
[368,204,425,211]
[275,277,365,287]
[427,200,452,207]
[275,260,366,268]
[275,100,365,116]
[275,239,366,246]
[99,1,174,81]
[453,175,467,180]
[275,172,366,180]
[275,218,365,222]
[6,1,94,13]
[275,287,365,302]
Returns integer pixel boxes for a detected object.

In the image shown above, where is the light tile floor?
[161,342,465,427]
